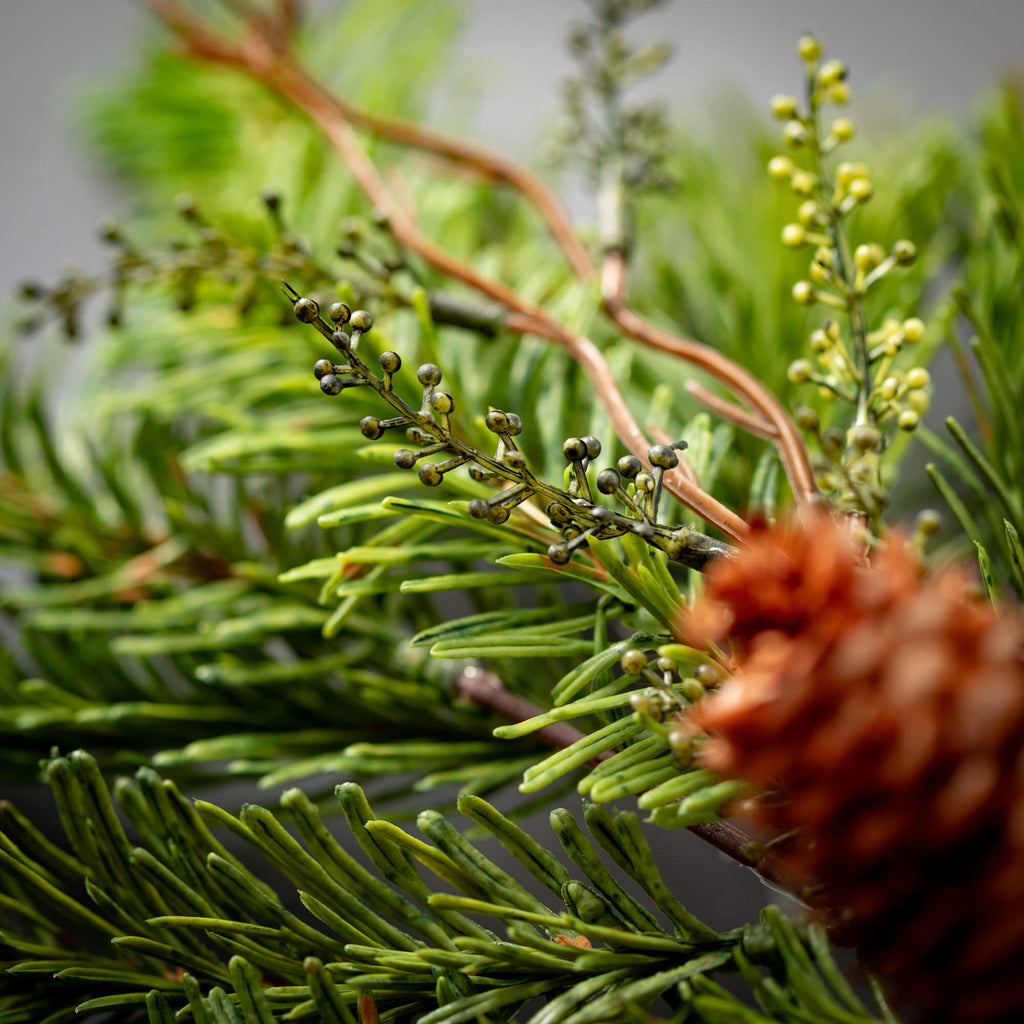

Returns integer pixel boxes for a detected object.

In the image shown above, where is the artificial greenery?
[1,0,1022,1021]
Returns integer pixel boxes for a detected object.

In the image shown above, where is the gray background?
[1,0,1022,943]
[3,1,1024,298]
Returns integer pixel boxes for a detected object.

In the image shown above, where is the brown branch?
[144,0,748,541]
[684,381,780,442]
[603,301,817,505]
[455,667,813,907]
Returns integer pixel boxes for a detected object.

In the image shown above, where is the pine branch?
[0,751,889,1023]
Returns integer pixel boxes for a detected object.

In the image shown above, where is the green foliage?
[4,1,1023,1021]
[919,83,1024,598]
[0,751,888,1024]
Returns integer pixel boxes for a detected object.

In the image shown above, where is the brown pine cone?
[684,515,1024,1023]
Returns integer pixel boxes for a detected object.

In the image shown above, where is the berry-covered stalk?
[769,35,931,520]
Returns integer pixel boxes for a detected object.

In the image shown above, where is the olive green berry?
[379,351,401,373]
[293,297,320,323]
[562,437,588,461]
[898,409,920,431]
[648,444,679,469]
[547,543,571,565]
[620,649,648,675]
[485,410,510,433]
[849,425,882,452]
[430,392,455,414]
[313,358,334,379]
[349,309,373,331]
[360,416,384,439]
[328,302,351,324]
[417,363,442,386]
[617,455,643,478]
[596,468,621,494]
[916,509,942,536]
[319,374,344,395]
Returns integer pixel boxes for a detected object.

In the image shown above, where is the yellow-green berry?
[916,509,942,536]
[831,117,854,141]
[836,161,868,188]
[849,177,874,202]
[792,281,817,305]
[809,261,830,285]
[791,170,818,195]
[884,331,905,357]
[854,243,885,271]
[784,120,809,147]
[787,358,813,383]
[819,59,847,87]
[809,328,829,354]
[879,376,900,401]
[767,155,794,180]
[907,390,930,414]
[771,94,799,119]
[848,461,875,484]
[828,82,850,105]
[430,392,455,414]
[892,239,917,264]
[906,367,930,390]
[798,34,821,62]
[797,200,820,226]
[903,317,925,343]
[782,223,806,247]
[898,409,920,431]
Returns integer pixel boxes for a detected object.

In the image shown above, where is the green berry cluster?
[620,650,724,768]
[287,284,732,571]
[767,35,930,518]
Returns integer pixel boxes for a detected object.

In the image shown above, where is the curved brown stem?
[684,381,780,441]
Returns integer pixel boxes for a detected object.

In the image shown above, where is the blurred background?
[4,0,1024,298]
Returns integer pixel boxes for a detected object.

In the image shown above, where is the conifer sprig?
[286,284,733,571]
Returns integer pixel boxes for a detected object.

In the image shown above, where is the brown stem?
[684,381,780,441]
[455,668,812,906]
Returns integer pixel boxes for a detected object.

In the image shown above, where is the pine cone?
[684,515,1024,1023]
